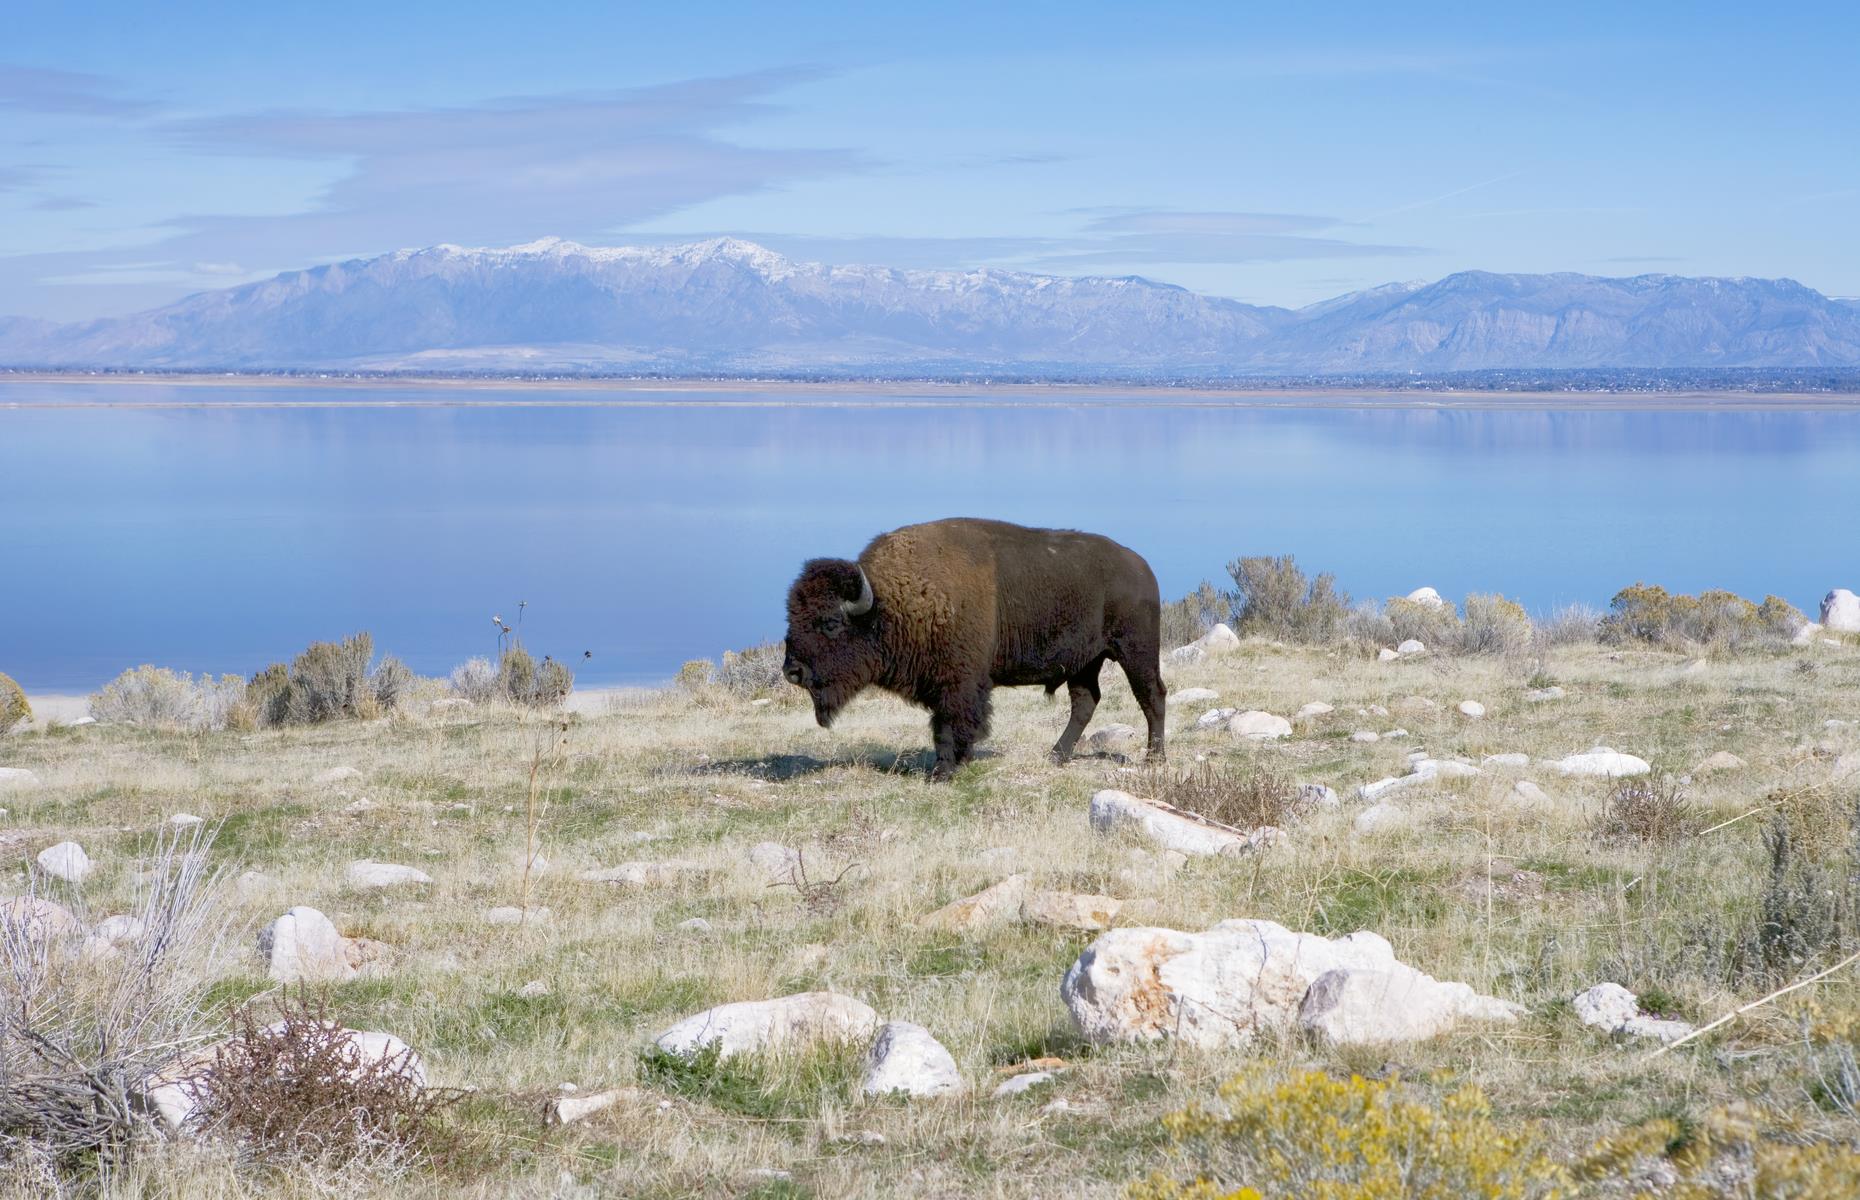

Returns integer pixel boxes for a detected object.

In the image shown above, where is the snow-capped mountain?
[4,238,1858,373]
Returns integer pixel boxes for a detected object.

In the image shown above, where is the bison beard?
[783,518,1166,781]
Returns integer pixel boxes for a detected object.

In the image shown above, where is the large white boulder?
[1061,920,1518,1049]
[0,767,40,789]
[1823,589,1860,634]
[1555,749,1652,778]
[654,992,880,1060]
[259,906,356,984]
[1089,789,1274,857]
[861,1021,965,1098]
[1228,711,1292,740]
[36,841,93,884]
[346,860,432,888]
[1405,587,1447,609]
[1572,982,1694,1044]
[1169,623,1240,663]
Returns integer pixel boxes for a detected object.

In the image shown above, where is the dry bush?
[1227,555,1350,644]
[1137,760,1298,830]
[1746,804,1860,982]
[1385,595,1461,647]
[1451,593,1535,656]
[195,991,454,1171]
[1592,775,1702,843]
[1533,603,1602,647]
[89,666,246,732]
[0,672,28,732]
[494,646,573,707]
[447,657,498,703]
[715,641,785,699]
[0,828,229,1168]
[1601,583,1805,650]
[1160,581,1233,649]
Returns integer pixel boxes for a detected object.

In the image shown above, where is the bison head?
[783,557,879,727]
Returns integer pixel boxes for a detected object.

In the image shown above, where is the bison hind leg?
[1048,656,1105,765]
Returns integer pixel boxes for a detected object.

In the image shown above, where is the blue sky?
[3,1,1856,320]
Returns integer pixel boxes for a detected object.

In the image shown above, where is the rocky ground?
[4,632,1860,1197]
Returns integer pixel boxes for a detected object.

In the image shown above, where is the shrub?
[1592,775,1702,844]
[1533,603,1601,647]
[195,990,454,1169]
[448,657,498,703]
[1578,1106,1860,1197]
[1384,595,1460,647]
[370,655,413,713]
[715,641,785,699]
[0,671,31,732]
[494,646,573,707]
[1601,583,1804,650]
[244,663,291,727]
[673,660,715,692]
[1226,555,1349,644]
[1342,601,1396,648]
[1130,1068,1565,1200]
[1746,804,1860,981]
[281,632,374,723]
[88,666,246,732]
[1453,593,1534,656]
[1135,761,1297,830]
[1161,581,1234,650]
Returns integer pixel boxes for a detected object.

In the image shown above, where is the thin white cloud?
[0,64,153,116]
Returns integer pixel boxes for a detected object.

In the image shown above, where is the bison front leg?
[928,685,991,781]
[1049,656,1105,764]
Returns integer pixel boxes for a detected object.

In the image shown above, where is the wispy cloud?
[0,64,153,116]
[1603,255,1685,264]
[0,165,42,192]
[1362,170,1527,221]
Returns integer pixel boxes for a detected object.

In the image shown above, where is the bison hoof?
[1047,747,1074,766]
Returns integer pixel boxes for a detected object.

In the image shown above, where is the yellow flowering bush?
[0,670,29,731]
[1577,1106,1860,1199]
[1129,1068,1567,1200]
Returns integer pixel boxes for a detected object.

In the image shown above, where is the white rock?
[1294,701,1334,721]
[1793,622,1823,646]
[1383,728,1409,740]
[1089,790,1271,857]
[920,875,1029,932]
[1368,704,1390,717]
[1350,730,1380,743]
[1169,623,1240,663]
[93,914,146,943]
[347,860,432,888]
[1172,687,1219,704]
[1823,589,1860,634]
[484,906,550,926]
[861,1021,965,1098]
[1193,707,1237,731]
[1061,920,1516,1049]
[1573,982,1695,1044]
[1397,639,1427,656]
[747,841,802,879]
[1021,889,1123,932]
[1834,752,1860,782]
[519,979,549,998]
[1088,723,1144,755]
[0,767,41,789]
[1377,647,1399,662]
[1457,700,1486,719]
[993,1071,1057,1097]
[1524,686,1566,702]
[36,841,93,884]
[1357,758,1480,802]
[579,860,706,886]
[1405,587,1446,609]
[313,765,362,785]
[0,896,82,941]
[167,812,205,828]
[1482,753,1530,768]
[69,716,95,727]
[653,992,881,1059]
[678,917,713,934]
[1694,751,1746,775]
[1228,711,1292,740]
[1511,780,1550,804]
[1353,804,1408,836]
[548,1088,634,1126]
[341,798,376,816]
[1297,783,1340,810]
[259,906,356,983]
[1555,749,1652,778]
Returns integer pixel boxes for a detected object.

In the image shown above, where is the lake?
[4,378,1858,693]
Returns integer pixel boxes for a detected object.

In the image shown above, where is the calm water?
[4,380,1859,692]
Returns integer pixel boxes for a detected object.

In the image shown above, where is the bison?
[782,518,1166,780]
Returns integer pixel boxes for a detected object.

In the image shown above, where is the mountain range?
[5,237,1859,375]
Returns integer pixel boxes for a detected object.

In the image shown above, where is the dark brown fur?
[783,518,1166,780]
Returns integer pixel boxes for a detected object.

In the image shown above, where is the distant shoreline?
[4,371,1860,410]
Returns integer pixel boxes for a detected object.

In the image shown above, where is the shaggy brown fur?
[783,517,1165,780]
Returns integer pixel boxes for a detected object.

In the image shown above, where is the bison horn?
[842,566,874,617]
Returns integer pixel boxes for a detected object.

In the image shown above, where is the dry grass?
[2,631,1859,1195]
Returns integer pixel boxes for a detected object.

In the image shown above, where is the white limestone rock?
[36,841,93,884]
[259,906,356,984]
[1021,889,1123,932]
[861,1021,965,1098]
[1482,753,1530,768]
[1397,639,1427,656]
[1061,920,1517,1049]
[167,812,205,828]
[1228,711,1292,740]
[141,1026,424,1132]
[1353,803,1408,836]
[1694,751,1746,775]
[1524,686,1566,702]
[747,841,802,879]
[1457,700,1486,719]
[920,875,1029,933]
[1193,706,1237,731]
[1405,587,1447,609]
[579,860,706,886]
[346,860,432,889]
[993,1070,1057,1097]
[1555,749,1652,778]
[1823,588,1860,634]
[0,896,82,942]
[1511,780,1551,804]
[1377,647,1399,662]
[1169,623,1240,663]
[0,767,41,789]
[1294,701,1334,721]
[1172,687,1219,704]
[653,992,880,1060]
[1089,789,1273,857]
[1573,982,1695,1045]
[1350,730,1380,743]
[1088,723,1144,756]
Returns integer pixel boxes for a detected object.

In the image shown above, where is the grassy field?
[4,632,1860,1197]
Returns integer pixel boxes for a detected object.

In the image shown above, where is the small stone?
[1524,686,1566,702]
[992,1070,1057,1098]
[1457,700,1486,719]
[1482,753,1529,768]
[346,860,432,888]
[1228,711,1292,740]
[1397,639,1426,656]
[579,860,706,886]
[1555,749,1652,778]
[519,979,549,998]
[484,906,550,926]
[1367,704,1390,717]
[654,992,881,1059]
[341,798,376,816]
[1193,706,1237,731]
[920,875,1029,932]
[1383,727,1409,739]
[36,841,93,883]
[1021,889,1122,932]
[1573,982,1695,1044]
[1294,701,1334,721]
[1694,751,1746,775]
[1353,804,1408,836]
[678,917,713,934]
[862,1020,965,1098]
[1172,687,1219,704]
[1297,783,1340,810]
[0,767,42,789]
[1350,730,1379,743]
[1088,723,1144,755]
[167,812,205,828]
[1511,780,1550,804]
[259,906,356,983]
[548,1088,638,1126]
[1377,648,1399,662]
